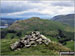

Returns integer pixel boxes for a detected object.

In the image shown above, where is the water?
[0,26,8,28]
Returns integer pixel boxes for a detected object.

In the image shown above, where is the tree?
[16,31,22,38]
[57,29,66,38]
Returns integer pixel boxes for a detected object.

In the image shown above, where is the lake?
[0,26,8,28]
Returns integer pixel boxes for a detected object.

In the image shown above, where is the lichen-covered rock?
[10,41,19,50]
[10,31,51,51]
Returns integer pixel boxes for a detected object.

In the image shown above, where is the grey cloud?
[51,1,74,7]
[0,1,36,13]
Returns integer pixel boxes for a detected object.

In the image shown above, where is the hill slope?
[8,17,71,31]
[8,17,74,39]
[1,39,71,55]
[1,17,74,55]
[51,14,74,27]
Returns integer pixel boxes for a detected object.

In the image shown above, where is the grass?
[1,38,71,55]
[47,36,58,42]
[47,36,74,51]
[65,41,74,51]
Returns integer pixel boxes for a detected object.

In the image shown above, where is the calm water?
[0,26,8,28]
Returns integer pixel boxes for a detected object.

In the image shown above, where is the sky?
[0,0,74,19]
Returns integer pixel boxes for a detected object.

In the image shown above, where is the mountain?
[51,14,75,27]
[0,18,21,26]
[8,17,74,40]
[8,17,69,31]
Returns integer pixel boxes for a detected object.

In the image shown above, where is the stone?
[30,41,37,46]
[10,31,51,51]
[10,41,19,50]
[35,31,40,35]
[22,40,27,45]
[25,44,31,48]
[44,40,50,45]
[17,48,21,50]
[38,41,42,44]
[36,38,42,42]
[47,39,51,42]
[40,34,47,40]
[30,38,35,41]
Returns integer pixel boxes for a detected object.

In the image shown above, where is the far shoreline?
[0,26,8,28]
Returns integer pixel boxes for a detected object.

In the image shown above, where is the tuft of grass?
[48,42,71,52]
[65,41,74,51]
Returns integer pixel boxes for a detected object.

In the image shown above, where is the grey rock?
[30,41,37,46]
[10,41,19,50]
[10,31,51,51]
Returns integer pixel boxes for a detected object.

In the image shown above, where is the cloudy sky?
[0,0,74,19]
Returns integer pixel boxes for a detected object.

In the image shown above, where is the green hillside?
[1,17,74,55]
[7,17,74,40]
[9,17,68,31]
[1,39,71,55]
[8,17,74,33]
[52,14,74,27]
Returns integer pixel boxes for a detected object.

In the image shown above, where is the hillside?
[8,17,72,31]
[8,17,74,39]
[1,17,74,55]
[1,39,71,55]
[1,17,74,48]
[51,14,75,27]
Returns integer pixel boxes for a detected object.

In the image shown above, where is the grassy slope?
[52,14,74,27]
[9,18,68,31]
[1,17,74,55]
[1,39,71,55]
[8,17,74,39]
[65,41,74,51]
[47,36,74,51]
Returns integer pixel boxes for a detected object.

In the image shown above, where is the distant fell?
[51,14,75,27]
[9,17,69,31]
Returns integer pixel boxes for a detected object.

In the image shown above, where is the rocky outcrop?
[10,31,51,51]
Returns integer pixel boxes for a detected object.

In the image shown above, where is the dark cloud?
[29,1,41,3]
[0,1,35,13]
[51,1,74,7]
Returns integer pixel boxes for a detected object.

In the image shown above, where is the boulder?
[36,38,42,42]
[40,34,48,40]
[10,41,20,50]
[30,41,37,46]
